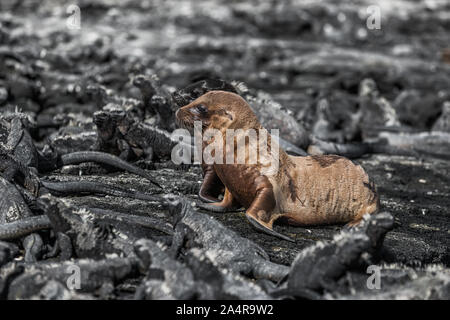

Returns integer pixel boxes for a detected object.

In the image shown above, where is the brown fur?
[176,91,379,231]
[310,155,341,168]
[442,49,450,64]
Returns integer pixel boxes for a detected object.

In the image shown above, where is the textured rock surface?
[0,0,448,299]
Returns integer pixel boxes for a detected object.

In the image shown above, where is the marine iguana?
[166,196,290,282]
[1,112,162,188]
[7,257,140,299]
[134,238,271,299]
[35,195,171,259]
[0,177,34,224]
[274,212,394,299]
[132,74,177,130]
[133,238,197,299]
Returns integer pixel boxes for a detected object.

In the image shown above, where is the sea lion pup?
[176,91,379,241]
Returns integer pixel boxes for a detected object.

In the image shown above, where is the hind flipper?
[197,188,240,213]
[246,214,294,242]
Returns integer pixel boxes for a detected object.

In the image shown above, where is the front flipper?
[246,176,294,242]
[198,164,224,203]
[197,188,240,213]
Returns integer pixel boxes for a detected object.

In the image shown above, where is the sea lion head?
[172,79,238,107]
[175,90,260,133]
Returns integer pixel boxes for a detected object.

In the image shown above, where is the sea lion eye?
[194,104,208,115]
